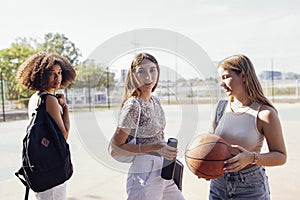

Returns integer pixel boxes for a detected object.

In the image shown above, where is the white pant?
[127,154,185,200]
[35,182,66,200]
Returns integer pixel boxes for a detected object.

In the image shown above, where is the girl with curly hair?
[16,52,76,200]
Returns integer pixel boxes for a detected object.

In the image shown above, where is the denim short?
[209,165,270,200]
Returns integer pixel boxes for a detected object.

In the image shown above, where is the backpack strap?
[24,186,29,200]
[15,169,30,200]
[215,100,228,127]
[36,93,56,111]
[132,98,141,139]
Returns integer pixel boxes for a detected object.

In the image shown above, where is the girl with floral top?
[109,53,185,200]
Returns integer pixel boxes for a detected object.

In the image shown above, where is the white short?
[35,182,67,200]
[127,154,185,200]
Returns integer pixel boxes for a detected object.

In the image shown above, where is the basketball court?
[0,103,298,199]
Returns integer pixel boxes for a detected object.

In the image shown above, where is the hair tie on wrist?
[138,144,142,154]
[252,152,259,164]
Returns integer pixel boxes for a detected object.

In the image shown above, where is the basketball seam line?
[188,163,223,178]
[186,141,230,152]
[185,155,228,161]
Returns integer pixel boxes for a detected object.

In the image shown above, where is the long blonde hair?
[121,53,160,107]
[218,54,276,111]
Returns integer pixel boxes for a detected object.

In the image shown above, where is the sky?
[1,0,300,75]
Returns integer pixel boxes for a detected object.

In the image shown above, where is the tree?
[0,33,81,107]
[75,59,115,89]
[0,41,37,101]
[39,33,81,66]
[14,37,39,50]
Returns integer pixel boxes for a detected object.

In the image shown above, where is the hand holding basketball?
[223,145,255,172]
[185,134,235,180]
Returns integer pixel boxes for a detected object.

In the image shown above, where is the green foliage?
[0,32,116,106]
[75,59,116,89]
[38,33,81,66]
[14,37,39,49]
[0,41,37,100]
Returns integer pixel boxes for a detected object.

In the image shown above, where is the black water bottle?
[161,138,178,180]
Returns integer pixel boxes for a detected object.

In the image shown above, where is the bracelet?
[138,144,142,154]
[252,152,259,164]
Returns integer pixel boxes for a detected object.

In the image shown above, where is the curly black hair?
[16,52,76,91]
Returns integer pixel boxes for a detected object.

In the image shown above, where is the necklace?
[230,101,251,114]
[233,102,249,108]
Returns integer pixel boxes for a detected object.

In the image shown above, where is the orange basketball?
[185,134,234,180]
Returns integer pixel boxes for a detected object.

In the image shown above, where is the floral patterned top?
[118,95,166,144]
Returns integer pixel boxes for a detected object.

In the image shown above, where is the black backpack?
[215,100,228,126]
[15,94,73,199]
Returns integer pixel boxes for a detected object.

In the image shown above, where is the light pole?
[0,71,5,122]
[106,66,110,109]
[190,81,194,104]
[271,58,275,102]
[87,75,91,112]
[167,67,170,105]
[296,79,299,100]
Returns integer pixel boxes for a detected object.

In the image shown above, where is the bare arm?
[224,105,287,172]
[256,105,287,166]
[109,128,177,160]
[46,95,70,140]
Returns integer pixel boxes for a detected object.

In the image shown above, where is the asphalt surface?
[0,103,298,199]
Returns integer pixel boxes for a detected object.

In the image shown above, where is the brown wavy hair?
[16,52,76,91]
[121,52,160,106]
[218,54,276,111]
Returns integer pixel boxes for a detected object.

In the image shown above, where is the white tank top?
[28,92,39,119]
[215,102,264,152]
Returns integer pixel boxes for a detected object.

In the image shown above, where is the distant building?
[283,72,300,80]
[116,69,127,87]
[259,71,282,80]
[121,69,127,83]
